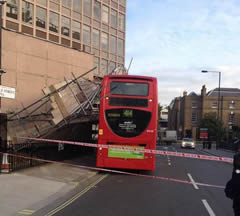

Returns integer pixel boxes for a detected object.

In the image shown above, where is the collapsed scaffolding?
[7,67,101,145]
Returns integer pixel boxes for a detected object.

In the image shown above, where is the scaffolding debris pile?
[7,67,101,145]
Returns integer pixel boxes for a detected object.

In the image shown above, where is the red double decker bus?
[96,75,158,171]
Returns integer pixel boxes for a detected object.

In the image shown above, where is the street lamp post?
[0,1,6,111]
[201,70,222,149]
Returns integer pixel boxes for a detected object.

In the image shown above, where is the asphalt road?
[38,143,234,216]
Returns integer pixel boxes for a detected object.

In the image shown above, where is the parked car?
[181,138,195,149]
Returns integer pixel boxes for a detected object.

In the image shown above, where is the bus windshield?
[110,82,149,96]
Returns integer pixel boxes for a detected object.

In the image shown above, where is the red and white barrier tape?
[0,151,225,189]
[18,137,233,163]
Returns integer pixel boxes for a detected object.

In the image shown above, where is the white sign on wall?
[0,85,16,99]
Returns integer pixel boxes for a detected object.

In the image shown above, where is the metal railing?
[0,141,44,173]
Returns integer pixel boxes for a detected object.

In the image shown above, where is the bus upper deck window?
[110,82,149,96]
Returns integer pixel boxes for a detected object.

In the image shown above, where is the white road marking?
[187,173,199,190]
[18,209,35,215]
[202,200,216,216]
[167,155,171,166]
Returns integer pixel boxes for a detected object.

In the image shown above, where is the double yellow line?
[45,174,108,216]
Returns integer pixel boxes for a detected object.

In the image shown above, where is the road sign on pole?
[200,128,208,139]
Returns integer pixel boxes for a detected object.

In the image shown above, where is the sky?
[125,0,240,106]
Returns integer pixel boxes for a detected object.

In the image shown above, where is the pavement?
[0,146,236,216]
[198,144,236,158]
[0,162,98,216]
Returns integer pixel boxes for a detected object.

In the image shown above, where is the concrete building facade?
[168,85,240,140]
[2,29,94,112]
[1,0,126,112]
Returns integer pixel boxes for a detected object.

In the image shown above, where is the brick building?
[168,85,240,140]
[0,0,126,112]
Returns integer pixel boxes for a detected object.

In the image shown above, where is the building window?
[101,32,108,51]
[73,11,81,19]
[101,59,108,75]
[37,0,47,7]
[94,57,99,74]
[212,102,218,109]
[229,112,234,124]
[49,12,59,33]
[73,0,81,12]
[117,38,124,56]
[102,5,109,24]
[83,25,91,45]
[7,0,18,20]
[50,2,60,12]
[83,0,91,16]
[111,0,117,8]
[62,0,71,8]
[229,101,235,109]
[118,13,125,31]
[22,1,33,25]
[36,7,46,29]
[61,16,70,37]
[109,61,116,74]
[110,9,117,28]
[119,0,125,5]
[93,29,100,48]
[110,35,116,53]
[192,102,197,109]
[72,20,81,40]
[93,0,101,20]
[62,7,71,16]
[192,112,197,123]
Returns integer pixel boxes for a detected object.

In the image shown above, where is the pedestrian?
[233,138,240,152]
[202,140,206,149]
[208,140,212,149]
[225,152,240,216]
